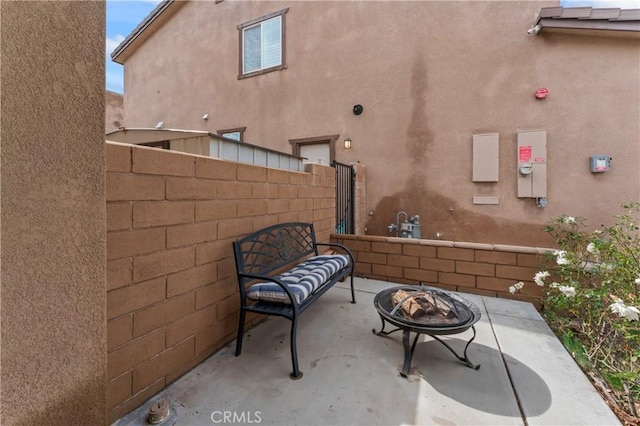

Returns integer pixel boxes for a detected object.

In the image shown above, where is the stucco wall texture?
[120,1,640,247]
[1,2,107,424]
[106,90,124,132]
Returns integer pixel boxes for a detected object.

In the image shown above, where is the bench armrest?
[237,272,301,309]
[316,242,355,269]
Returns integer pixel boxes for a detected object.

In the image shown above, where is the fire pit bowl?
[373,285,482,377]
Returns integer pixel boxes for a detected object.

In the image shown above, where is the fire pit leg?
[429,325,480,370]
[372,314,401,336]
[400,330,420,378]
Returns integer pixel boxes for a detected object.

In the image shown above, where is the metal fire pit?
[372,285,481,377]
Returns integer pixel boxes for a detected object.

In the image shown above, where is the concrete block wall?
[353,163,366,236]
[105,142,336,421]
[332,234,555,305]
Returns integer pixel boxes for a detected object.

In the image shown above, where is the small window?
[238,9,288,78]
[223,132,241,141]
[218,127,246,142]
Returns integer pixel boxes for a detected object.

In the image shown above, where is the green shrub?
[513,203,640,420]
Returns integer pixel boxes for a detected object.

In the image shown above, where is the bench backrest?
[233,222,318,278]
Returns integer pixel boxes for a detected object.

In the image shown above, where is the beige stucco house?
[6,2,639,423]
[112,1,640,247]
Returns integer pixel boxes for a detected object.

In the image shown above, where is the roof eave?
[538,18,640,36]
[105,128,211,143]
[534,6,640,37]
[110,0,183,65]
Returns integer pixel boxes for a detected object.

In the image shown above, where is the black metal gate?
[331,161,355,234]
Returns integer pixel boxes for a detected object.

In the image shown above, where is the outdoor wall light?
[527,24,541,36]
[344,138,352,149]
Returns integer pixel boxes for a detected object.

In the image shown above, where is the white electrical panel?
[472,133,499,182]
[517,130,547,198]
[590,155,611,173]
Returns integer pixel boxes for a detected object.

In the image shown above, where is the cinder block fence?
[332,234,552,304]
[105,142,336,421]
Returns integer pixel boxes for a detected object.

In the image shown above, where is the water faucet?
[396,211,408,226]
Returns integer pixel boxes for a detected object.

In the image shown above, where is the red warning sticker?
[519,146,532,163]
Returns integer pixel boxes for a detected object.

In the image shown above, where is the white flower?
[635,277,640,285]
[586,243,599,255]
[534,271,550,286]
[564,216,576,225]
[558,285,576,297]
[509,282,525,294]
[554,250,569,265]
[609,297,640,321]
[550,282,560,288]
[610,298,626,316]
[624,306,640,321]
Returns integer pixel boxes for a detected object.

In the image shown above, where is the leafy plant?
[512,203,640,423]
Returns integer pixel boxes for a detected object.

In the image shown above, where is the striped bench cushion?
[246,255,349,304]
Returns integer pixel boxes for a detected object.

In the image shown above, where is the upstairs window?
[238,9,288,78]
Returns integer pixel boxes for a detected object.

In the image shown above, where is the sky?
[106,0,162,93]
[105,0,640,94]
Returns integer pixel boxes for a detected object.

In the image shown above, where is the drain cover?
[148,400,170,425]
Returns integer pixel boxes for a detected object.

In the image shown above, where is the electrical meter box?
[589,155,610,173]
[517,130,547,198]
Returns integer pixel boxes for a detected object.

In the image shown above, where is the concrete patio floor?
[114,278,620,426]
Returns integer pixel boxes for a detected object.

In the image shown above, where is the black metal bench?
[233,222,356,379]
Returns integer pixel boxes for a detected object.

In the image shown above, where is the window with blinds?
[238,9,288,78]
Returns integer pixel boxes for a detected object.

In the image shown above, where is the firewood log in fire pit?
[391,289,454,320]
